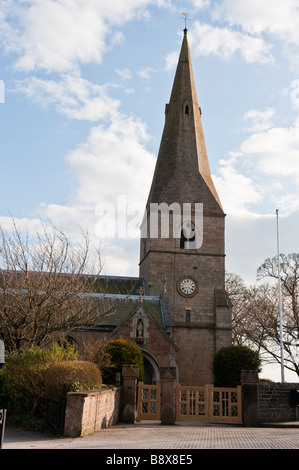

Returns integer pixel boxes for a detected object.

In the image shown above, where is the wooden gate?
[176,384,242,424]
[137,382,161,421]
[137,382,242,424]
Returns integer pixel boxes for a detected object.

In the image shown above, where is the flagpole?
[276,209,285,383]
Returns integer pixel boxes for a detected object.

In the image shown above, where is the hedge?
[213,345,261,387]
[0,343,78,413]
[44,360,102,400]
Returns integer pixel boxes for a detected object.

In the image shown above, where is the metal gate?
[176,384,242,424]
[137,382,161,420]
[35,396,66,433]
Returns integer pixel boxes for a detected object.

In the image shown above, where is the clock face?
[178,278,196,296]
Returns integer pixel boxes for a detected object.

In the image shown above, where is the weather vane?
[181,12,190,29]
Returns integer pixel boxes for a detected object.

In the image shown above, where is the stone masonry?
[139,29,231,385]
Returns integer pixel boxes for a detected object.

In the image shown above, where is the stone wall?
[258,382,299,423]
[64,387,121,437]
[111,311,175,371]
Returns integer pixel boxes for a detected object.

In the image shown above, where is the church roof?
[83,275,165,330]
[90,296,165,330]
[146,29,223,215]
[87,275,144,295]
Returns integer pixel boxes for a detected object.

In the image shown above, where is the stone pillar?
[241,370,259,427]
[160,367,176,425]
[121,365,139,423]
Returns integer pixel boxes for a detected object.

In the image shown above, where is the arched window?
[180,224,195,249]
[184,104,189,115]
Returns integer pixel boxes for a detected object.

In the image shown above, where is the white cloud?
[65,116,155,207]
[0,215,45,234]
[11,1,106,73]
[163,18,274,74]
[225,214,277,284]
[15,73,121,122]
[213,164,263,218]
[36,111,156,268]
[3,0,299,282]
[243,108,276,133]
[189,0,210,9]
[213,0,299,70]
[1,0,165,277]
[164,51,179,71]
[115,69,132,80]
[290,79,299,108]
[240,117,299,183]
[275,194,299,216]
[0,0,159,74]
[137,67,157,81]
[214,0,299,46]
[213,98,299,220]
[34,108,156,276]
[212,82,299,219]
[190,21,274,64]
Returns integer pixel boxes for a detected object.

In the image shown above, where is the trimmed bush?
[44,360,102,400]
[101,339,144,384]
[0,343,78,414]
[213,345,261,387]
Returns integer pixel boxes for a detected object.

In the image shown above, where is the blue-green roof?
[83,275,165,329]
[89,295,164,329]
[86,275,144,295]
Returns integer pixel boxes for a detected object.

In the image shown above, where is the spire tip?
[181,12,190,33]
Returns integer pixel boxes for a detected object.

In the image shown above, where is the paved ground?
[2,421,299,450]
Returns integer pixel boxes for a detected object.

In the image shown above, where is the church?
[76,28,232,387]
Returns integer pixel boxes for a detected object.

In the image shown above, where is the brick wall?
[258,382,299,423]
[64,387,121,437]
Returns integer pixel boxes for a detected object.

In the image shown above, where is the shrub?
[44,361,102,400]
[100,339,144,384]
[0,343,78,414]
[213,345,261,387]
[77,338,112,370]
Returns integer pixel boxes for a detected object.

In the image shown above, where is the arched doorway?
[143,357,155,384]
[142,351,160,384]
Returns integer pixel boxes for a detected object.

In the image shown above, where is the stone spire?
[146,29,223,214]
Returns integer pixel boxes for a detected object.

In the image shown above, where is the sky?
[1,1,299,379]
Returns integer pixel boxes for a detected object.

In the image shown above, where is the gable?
[109,303,178,352]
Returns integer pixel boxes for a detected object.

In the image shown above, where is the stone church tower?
[139,29,232,385]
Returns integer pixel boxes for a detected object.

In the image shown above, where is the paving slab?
[2,426,74,449]
[2,421,299,450]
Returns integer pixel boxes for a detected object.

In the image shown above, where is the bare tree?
[225,273,272,353]
[226,254,299,378]
[225,272,248,346]
[0,218,112,352]
[257,253,299,377]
